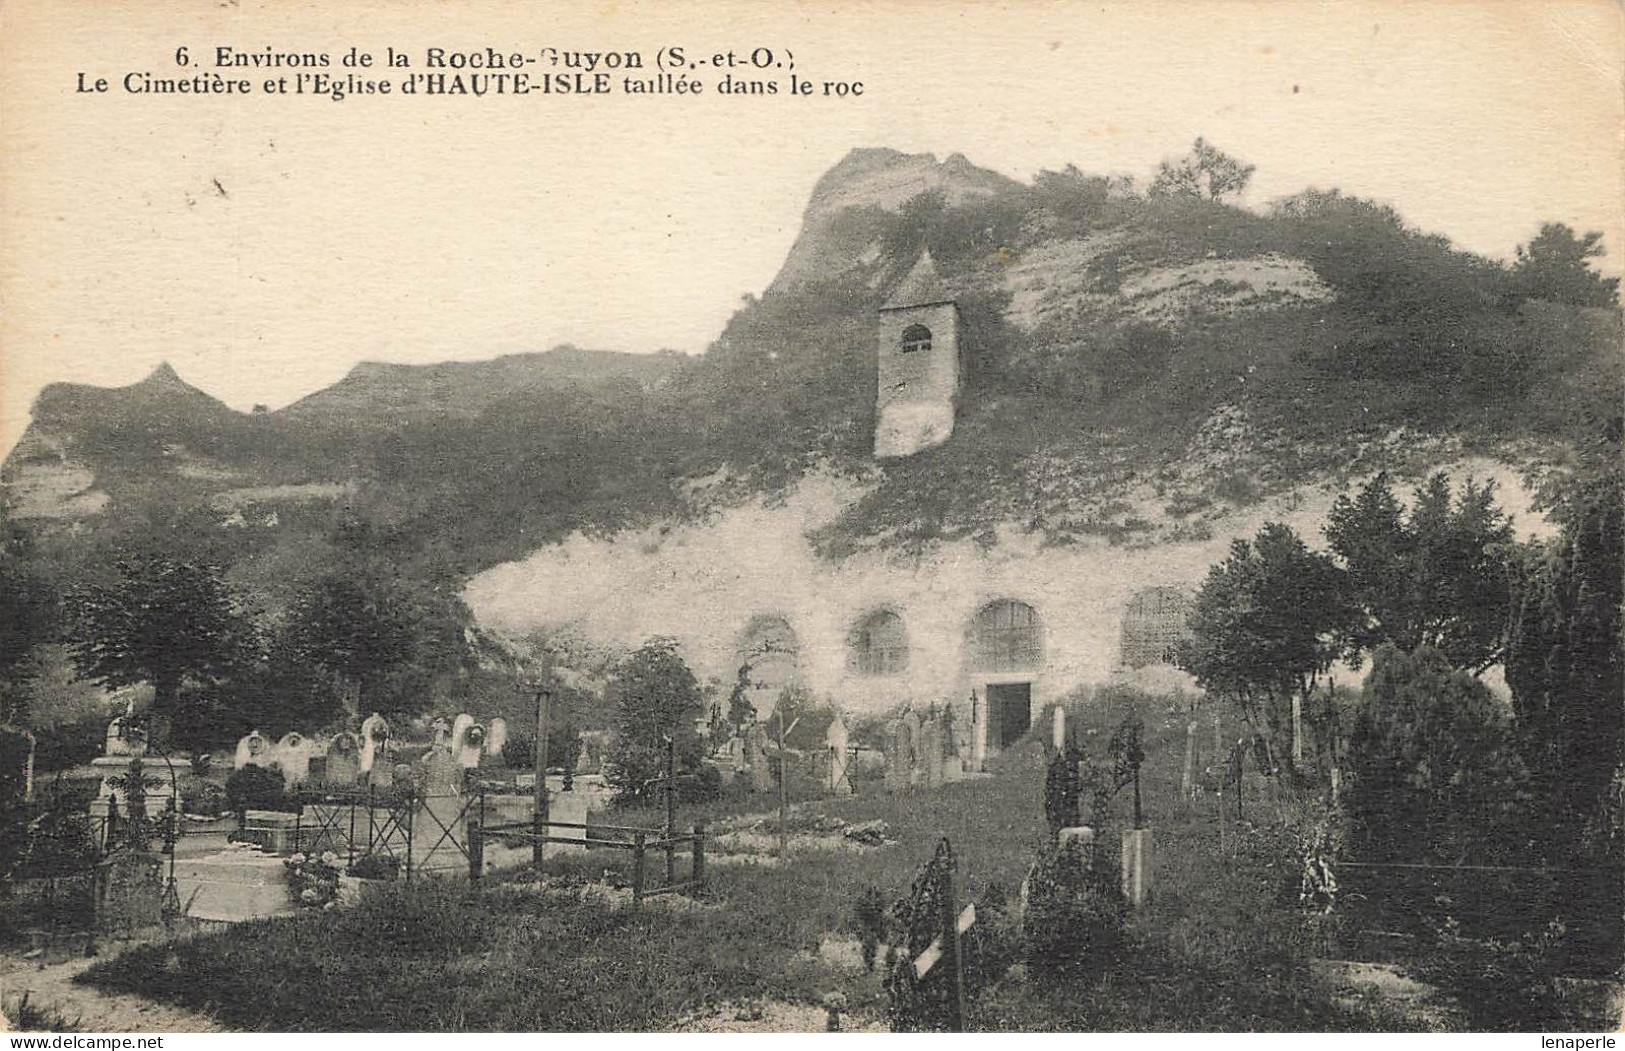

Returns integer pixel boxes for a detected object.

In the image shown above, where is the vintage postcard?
[1,0,1621,1036]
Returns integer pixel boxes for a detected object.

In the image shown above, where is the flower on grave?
[300,887,320,904]
[321,851,339,866]
[289,853,307,865]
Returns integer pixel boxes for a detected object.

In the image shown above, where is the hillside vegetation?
[2,143,1619,733]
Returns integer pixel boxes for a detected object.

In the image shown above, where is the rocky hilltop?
[3,146,1617,627]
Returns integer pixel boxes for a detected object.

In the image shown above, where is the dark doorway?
[987,682,1032,749]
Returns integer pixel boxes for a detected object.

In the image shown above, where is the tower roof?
[881,249,955,310]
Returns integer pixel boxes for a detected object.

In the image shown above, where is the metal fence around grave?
[476,786,707,905]
[276,788,484,880]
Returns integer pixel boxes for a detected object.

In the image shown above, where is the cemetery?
[7,653,1620,1031]
[1,420,1619,1032]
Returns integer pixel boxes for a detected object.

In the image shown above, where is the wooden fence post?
[665,736,677,885]
[533,686,551,873]
[940,849,967,1032]
[468,787,486,882]
[632,832,646,907]
[692,822,706,893]
[404,789,415,884]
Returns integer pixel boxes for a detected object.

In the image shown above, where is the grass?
[3,993,82,1033]
[78,695,1409,1031]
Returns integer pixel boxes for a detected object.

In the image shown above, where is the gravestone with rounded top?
[324,732,362,787]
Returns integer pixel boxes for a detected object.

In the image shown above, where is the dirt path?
[0,940,228,1033]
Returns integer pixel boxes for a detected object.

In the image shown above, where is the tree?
[1504,415,1624,864]
[1325,472,1515,673]
[276,565,472,719]
[67,552,257,723]
[1345,645,1528,865]
[603,638,706,806]
[1177,523,1356,758]
[0,529,61,724]
[1149,137,1255,201]
[1511,223,1620,308]
[725,658,757,731]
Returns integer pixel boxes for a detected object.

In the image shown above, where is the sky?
[2,0,1620,458]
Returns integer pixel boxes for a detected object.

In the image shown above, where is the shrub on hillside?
[225,764,288,813]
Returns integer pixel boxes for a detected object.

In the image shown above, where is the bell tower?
[874,250,962,458]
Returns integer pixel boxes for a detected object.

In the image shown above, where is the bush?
[501,733,535,770]
[1418,916,1570,1030]
[604,639,708,807]
[1022,838,1125,985]
[349,852,401,881]
[1346,645,1529,866]
[284,851,342,909]
[853,887,889,973]
[678,762,723,804]
[3,992,81,1033]
[225,765,288,813]
[1043,748,1082,832]
[178,777,227,816]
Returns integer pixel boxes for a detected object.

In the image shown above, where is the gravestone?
[452,714,485,770]
[1052,705,1066,751]
[902,709,923,785]
[234,730,272,770]
[486,716,508,759]
[746,722,772,793]
[422,745,462,797]
[324,733,362,787]
[105,717,147,758]
[919,716,944,788]
[97,851,165,935]
[359,712,391,779]
[430,717,451,748]
[825,718,852,796]
[883,716,911,793]
[275,733,313,785]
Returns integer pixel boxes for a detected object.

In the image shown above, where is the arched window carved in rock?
[968,599,1043,674]
[850,609,909,676]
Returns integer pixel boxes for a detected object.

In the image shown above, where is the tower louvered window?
[901,324,933,353]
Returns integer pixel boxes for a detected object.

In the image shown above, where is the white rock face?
[464,459,1551,724]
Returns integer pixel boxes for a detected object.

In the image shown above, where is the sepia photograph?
[0,0,1621,1036]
